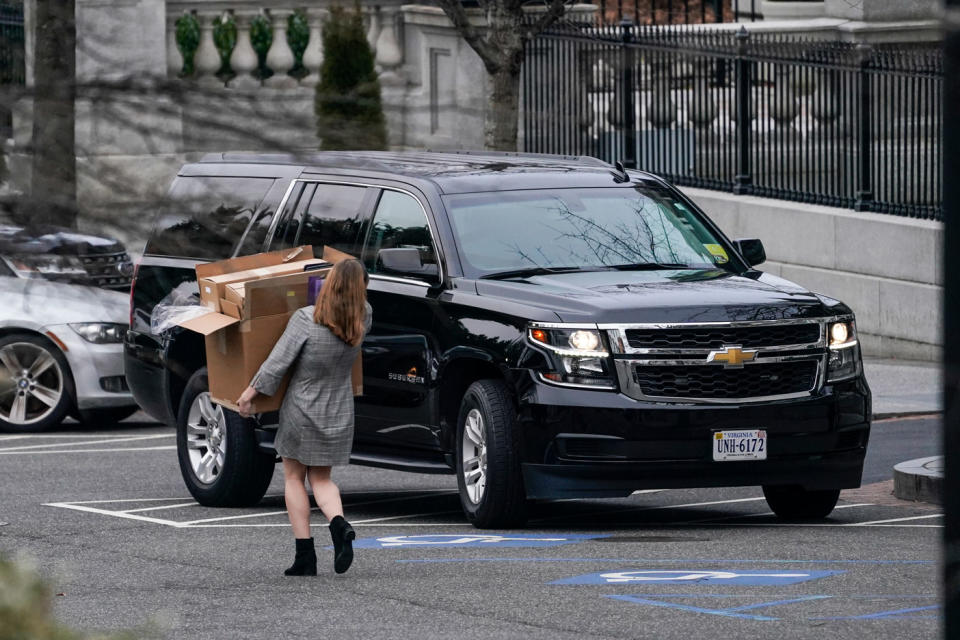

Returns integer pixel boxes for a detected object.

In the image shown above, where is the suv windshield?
[443,186,738,279]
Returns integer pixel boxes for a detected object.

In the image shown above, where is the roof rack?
[427,149,611,168]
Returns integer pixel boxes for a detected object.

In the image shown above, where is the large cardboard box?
[177,245,362,413]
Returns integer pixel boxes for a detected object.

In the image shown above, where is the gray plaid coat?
[250,303,372,466]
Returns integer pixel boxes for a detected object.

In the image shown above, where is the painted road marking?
[533,496,769,524]
[849,514,944,526]
[397,557,934,565]
[606,594,831,621]
[0,446,177,455]
[353,534,606,549]
[0,434,173,452]
[552,569,843,586]
[676,502,874,525]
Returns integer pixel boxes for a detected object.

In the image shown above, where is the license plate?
[713,430,767,461]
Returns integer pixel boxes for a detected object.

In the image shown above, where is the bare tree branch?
[434,0,500,72]
[529,0,572,39]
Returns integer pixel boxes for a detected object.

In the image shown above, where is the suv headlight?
[9,254,86,278]
[528,326,616,389]
[827,319,861,382]
[70,323,127,344]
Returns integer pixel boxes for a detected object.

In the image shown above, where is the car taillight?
[128,259,140,329]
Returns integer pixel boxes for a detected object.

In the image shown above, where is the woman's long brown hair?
[313,259,368,346]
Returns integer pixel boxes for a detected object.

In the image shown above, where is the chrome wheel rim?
[0,342,63,425]
[185,392,227,485]
[461,408,487,504]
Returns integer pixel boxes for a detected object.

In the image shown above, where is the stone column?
[366,7,381,55]
[301,8,326,87]
[194,13,222,85]
[166,13,182,78]
[265,9,297,88]
[376,7,404,83]
[230,12,260,90]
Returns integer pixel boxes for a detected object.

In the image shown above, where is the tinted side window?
[145,176,274,259]
[363,190,438,280]
[286,183,367,256]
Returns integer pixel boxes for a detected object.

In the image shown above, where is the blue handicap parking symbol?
[352,533,606,549]
[551,569,844,586]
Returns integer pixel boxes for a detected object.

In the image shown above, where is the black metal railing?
[522,23,943,221]
[0,0,25,140]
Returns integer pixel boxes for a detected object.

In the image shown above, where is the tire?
[176,368,275,507]
[455,379,527,528]
[0,333,74,433]
[763,485,841,520]
[78,406,139,427]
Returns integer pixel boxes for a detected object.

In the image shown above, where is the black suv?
[125,151,871,527]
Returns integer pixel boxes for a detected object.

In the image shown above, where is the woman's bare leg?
[283,457,311,538]
[307,466,344,521]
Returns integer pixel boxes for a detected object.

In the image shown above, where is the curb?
[872,410,941,421]
[893,456,943,505]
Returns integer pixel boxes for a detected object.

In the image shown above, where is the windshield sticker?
[704,244,729,264]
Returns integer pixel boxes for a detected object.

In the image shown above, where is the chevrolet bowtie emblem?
[707,345,758,368]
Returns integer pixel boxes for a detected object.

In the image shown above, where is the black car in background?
[125,152,871,527]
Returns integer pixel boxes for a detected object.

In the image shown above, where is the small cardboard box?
[177,245,362,413]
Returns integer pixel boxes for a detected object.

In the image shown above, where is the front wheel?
[176,368,275,507]
[763,485,841,520]
[455,379,527,528]
[0,334,73,433]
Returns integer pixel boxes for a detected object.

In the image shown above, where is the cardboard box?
[177,245,362,414]
[196,245,327,312]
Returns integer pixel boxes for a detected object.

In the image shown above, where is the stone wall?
[684,186,942,361]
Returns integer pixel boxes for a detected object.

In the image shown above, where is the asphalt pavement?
[0,407,943,640]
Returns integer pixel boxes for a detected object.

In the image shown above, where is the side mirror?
[733,238,766,267]
[377,248,439,281]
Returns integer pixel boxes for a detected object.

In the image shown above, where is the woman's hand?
[237,386,258,418]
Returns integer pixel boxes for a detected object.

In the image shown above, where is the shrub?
[0,555,143,639]
[315,5,387,150]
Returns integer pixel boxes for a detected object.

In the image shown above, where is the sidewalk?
[864,358,941,419]
[864,358,943,504]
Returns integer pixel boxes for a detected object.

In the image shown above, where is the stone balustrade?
[166,1,407,88]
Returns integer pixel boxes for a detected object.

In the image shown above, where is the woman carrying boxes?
[237,259,372,576]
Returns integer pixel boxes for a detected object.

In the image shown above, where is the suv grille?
[80,251,133,291]
[625,324,820,350]
[632,360,818,400]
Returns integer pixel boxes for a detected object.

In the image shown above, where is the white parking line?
[0,446,177,455]
[0,434,173,452]
[532,496,768,523]
[45,501,187,527]
[847,514,944,526]
[122,502,199,514]
[352,510,462,524]
[677,502,875,525]
[0,432,170,439]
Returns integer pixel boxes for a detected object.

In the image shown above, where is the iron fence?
[522,23,943,221]
[0,0,25,141]
[0,1,24,85]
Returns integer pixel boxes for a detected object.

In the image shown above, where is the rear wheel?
[0,334,73,433]
[763,485,841,520]
[176,368,274,507]
[455,379,527,528]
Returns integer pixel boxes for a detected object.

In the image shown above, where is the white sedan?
[0,276,138,432]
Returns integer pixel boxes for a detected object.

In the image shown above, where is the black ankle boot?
[284,537,317,576]
[328,516,355,574]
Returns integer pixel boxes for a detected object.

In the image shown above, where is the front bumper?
[516,373,871,499]
[47,324,137,410]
